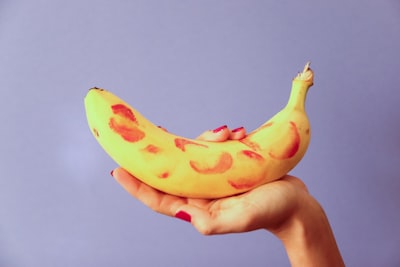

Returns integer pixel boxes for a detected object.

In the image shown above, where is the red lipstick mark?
[109,104,145,142]
[268,121,300,160]
[158,172,169,178]
[174,138,208,152]
[143,144,160,154]
[240,150,264,161]
[227,162,266,189]
[239,122,273,150]
[109,118,145,142]
[189,152,233,174]
[239,139,261,151]
[228,176,262,190]
[111,104,137,122]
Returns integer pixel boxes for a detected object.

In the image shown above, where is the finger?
[112,167,187,216]
[196,125,230,142]
[229,126,246,140]
[281,175,309,193]
[175,198,254,235]
[176,206,249,235]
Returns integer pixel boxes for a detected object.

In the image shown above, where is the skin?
[111,126,345,267]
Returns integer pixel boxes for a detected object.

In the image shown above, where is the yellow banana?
[85,62,314,198]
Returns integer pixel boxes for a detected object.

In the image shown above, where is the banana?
[85,62,314,198]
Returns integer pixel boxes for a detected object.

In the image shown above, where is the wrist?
[270,196,345,267]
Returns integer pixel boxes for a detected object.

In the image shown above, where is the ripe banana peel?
[85,62,314,198]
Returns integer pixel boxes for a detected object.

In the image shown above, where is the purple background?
[1,1,399,266]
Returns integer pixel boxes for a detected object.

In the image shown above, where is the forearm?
[272,198,345,266]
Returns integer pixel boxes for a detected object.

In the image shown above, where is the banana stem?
[286,62,314,111]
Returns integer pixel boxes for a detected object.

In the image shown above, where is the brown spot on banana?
[189,152,233,174]
[92,128,99,138]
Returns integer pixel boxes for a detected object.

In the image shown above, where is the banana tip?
[294,62,313,82]
[89,87,105,92]
[303,61,311,72]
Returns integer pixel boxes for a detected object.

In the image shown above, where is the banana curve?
[84,63,314,198]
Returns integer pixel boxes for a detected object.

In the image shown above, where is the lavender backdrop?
[1,1,399,266]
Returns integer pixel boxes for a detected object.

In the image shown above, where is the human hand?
[111,125,344,266]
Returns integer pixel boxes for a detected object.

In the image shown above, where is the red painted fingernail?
[231,126,244,133]
[212,125,228,133]
[175,210,192,223]
[110,170,114,177]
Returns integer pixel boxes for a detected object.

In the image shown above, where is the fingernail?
[175,210,192,223]
[231,126,244,133]
[110,170,114,177]
[212,125,227,133]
